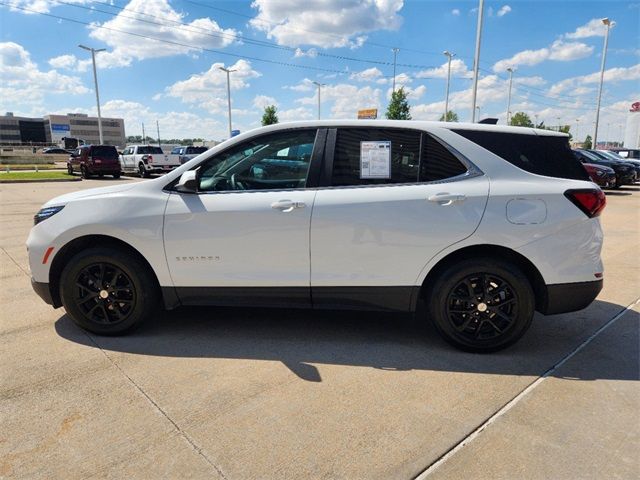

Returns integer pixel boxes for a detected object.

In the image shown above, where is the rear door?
[310,127,489,310]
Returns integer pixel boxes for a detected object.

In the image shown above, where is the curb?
[0,177,82,184]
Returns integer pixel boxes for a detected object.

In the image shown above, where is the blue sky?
[1,0,638,141]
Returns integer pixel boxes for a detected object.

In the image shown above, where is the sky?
[0,0,638,142]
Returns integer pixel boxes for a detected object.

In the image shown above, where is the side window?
[197,129,317,192]
[420,134,468,182]
[331,128,421,186]
[171,147,180,154]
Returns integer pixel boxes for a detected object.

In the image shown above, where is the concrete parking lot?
[1,177,638,479]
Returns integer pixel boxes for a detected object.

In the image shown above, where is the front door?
[163,128,323,306]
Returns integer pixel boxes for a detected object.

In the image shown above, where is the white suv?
[27,121,605,351]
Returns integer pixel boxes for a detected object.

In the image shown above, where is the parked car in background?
[67,145,121,179]
[29,121,605,352]
[608,148,640,160]
[168,146,209,165]
[119,145,179,177]
[573,149,636,188]
[582,163,616,188]
[42,148,71,154]
[588,149,640,181]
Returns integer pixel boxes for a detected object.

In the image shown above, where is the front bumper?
[31,278,55,306]
[538,279,603,315]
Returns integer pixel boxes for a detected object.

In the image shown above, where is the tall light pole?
[594,18,613,149]
[506,67,515,125]
[78,45,106,144]
[218,66,236,138]
[575,118,580,143]
[471,0,485,122]
[392,48,400,93]
[443,51,456,122]
[156,120,161,148]
[476,105,481,122]
[312,81,325,119]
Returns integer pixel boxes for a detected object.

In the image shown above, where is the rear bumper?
[539,279,603,315]
[87,163,120,173]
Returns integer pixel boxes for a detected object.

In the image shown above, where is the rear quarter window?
[91,146,118,158]
[453,130,589,181]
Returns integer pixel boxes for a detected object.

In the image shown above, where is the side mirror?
[176,169,198,193]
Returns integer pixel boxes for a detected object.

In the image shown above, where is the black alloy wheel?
[73,262,136,325]
[60,247,159,335]
[426,258,534,352]
[80,165,90,179]
[67,163,73,175]
[445,273,518,342]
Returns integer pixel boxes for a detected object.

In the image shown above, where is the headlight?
[34,205,64,225]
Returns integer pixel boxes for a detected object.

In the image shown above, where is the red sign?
[631,101,640,112]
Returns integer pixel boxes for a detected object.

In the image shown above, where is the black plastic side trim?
[539,279,603,315]
[31,278,57,307]
[312,286,416,311]
[175,287,312,308]
[161,286,181,310]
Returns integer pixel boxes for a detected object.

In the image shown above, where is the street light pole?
[392,48,400,93]
[218,66,236,138]
[506,67,515,125]
[594,18,613,149]
[78,45,106,144]
[471,0,484,122]
[476,105,481,122]
[312,81,325,119]
[443,51,456,122]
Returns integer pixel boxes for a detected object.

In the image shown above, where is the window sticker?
[360,141,391,178]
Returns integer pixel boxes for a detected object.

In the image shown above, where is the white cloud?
[548,39,593,61]
[278,107,315,122]
[451,8,460,16]
[253,95,277,109]
[293,48,318,58]
[164,59,261,113]
[549,64,640,95]
[48,54,78,70]
[565,18,611,39]
[84,0,239,68]
[294,82,382,118]
[5,0,94,14]
[349,67,384,82]
[496,5,512,17]
[415,58,472,79]
[249,0,404,48]
[0,42,89,113]
[514,76,546,87]
[387,84,426,100]
[283,78,315,92]
[493,40,593,72]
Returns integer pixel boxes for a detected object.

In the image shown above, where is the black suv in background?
[590,150,640,178]
[573,149,636,188]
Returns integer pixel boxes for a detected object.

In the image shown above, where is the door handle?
[271,200,306,212]
[427,193,467,205]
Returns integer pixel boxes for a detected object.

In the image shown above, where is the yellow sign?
[357,108,378,120]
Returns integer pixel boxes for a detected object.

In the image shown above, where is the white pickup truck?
[119,145,180,177]
[167,145,209,165]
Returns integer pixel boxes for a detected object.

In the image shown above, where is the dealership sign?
[50,123,71,141]
[357,108,378,120]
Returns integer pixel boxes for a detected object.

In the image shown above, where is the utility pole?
[443,51,456,122]
[392,48,400,93]
[506,67,515,125]
[218,66,236,138]
[594,18,613,148]
[575,118,580,143]
[142,122,146,143]
[476,105,481,122]
[156,120,161,148]
[312,81,325,119]
[78,44,106,144]
[470,0,484,122]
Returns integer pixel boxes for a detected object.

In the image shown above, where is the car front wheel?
[425,258,535,352]
[59,247,159,335]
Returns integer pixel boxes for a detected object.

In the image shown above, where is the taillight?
[564,189,606,218]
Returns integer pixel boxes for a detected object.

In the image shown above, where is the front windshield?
[198,130,316,192]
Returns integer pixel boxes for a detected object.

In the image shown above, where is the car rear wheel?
[59,247,160,335]
[67,163,73,175]
[80,165,90,179]
[138,164,150,178]
[113,172,121,179]
[425,258,534,352]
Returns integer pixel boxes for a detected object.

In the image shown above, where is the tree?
[439,110,459,122]
[583,134,593,149]
[509,112,534,127]
[261,105,279,126]
[385,87,412,120]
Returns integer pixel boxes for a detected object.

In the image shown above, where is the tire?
[80,165,90,179]
[139,164,150,178]
[425,257,535,352]
[113,172,121,179]
[67,163,73,175]
[59,247,160,335]
[98,173,104,178]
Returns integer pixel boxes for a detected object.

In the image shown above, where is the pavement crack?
[81,330,228,480]
[1,246,29,277]
[414,297,640,479]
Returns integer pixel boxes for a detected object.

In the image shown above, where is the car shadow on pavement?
[54,299,639,383]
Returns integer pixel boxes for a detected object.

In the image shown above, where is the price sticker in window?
[360,141,391,179]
